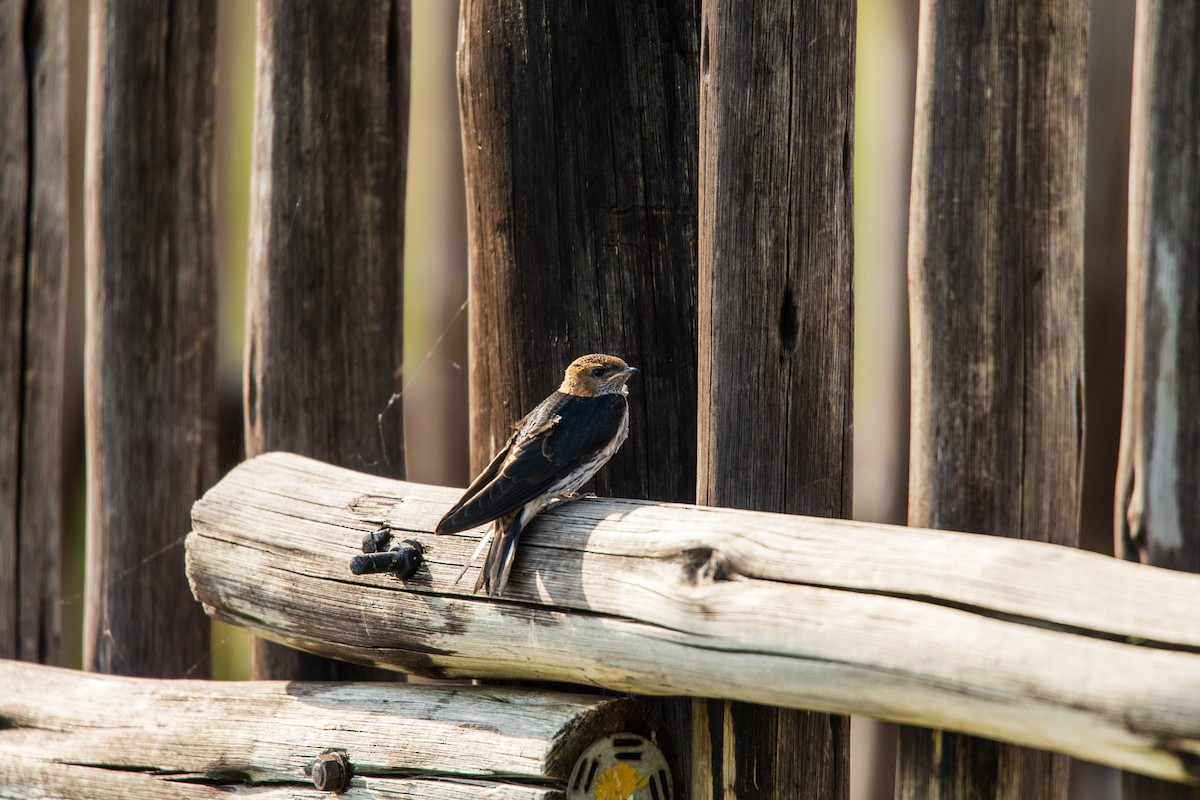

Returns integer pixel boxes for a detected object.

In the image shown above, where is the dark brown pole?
[458,0,699,776]
[245,0,410,680]
[902,1,1087,798]
[0,0,67,665]
[1116,2,1200,799]
[697,1,854,798]
[458,0,699,502]
[84,0,217,677]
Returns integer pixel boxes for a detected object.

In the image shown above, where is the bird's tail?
[475,509,525,597]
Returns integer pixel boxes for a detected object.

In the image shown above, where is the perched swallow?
[436,353,638,597]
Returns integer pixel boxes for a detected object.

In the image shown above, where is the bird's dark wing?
[435,392,627,533]
[433,427,518,529]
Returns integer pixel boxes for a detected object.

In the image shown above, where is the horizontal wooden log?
[186,453,1200,784]
[0,659,671,799]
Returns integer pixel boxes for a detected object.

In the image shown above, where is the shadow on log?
[185,453,1200,785]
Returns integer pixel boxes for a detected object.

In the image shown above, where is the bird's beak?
[623,366,639,376]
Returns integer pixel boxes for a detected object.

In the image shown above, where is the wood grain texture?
[83,0,216,677]
[457,0,700,784]
[903,0,1088,797]
[1117,2,1200,799]
[184,453,1200,785]
[457,0,699,503]
[0,660,656,798]
[0,0,67,665]
[246,0,410,680]
[696,1,854,797]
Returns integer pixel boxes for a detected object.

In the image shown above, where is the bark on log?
[904,0,1088,796]
[185,453,1200,785]
[84,0,217,677]
[697,1,855,797]
[1116,2,1200,798]
[245,0,410,680]
[0,659,673,799]
[0,0,67,664]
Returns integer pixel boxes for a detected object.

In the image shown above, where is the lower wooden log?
[0,660,675,799]
[186,453,1200,785]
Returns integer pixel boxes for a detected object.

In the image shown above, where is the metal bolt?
[349,538,424,578]
[312,750,352,793]
[361,529,394,553]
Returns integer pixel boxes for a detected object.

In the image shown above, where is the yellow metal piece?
[594,762,650,800]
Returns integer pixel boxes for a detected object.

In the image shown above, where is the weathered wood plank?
[84,0,217,677]
[457,0,700,783]
[903,0,1088,796]
[246,0,410,679]
[1117,2,1200,799]
[697,1,855,797]
[0,0,67,665]
[0,764,554,800]
[0,660,655,798]
[457,0,699,505]
[186,453,1200,785]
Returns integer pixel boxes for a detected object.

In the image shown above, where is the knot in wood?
[679,547,731,584]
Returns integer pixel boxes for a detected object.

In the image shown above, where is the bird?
[436,353,638,597]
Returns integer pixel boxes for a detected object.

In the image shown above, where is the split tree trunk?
[457,0,700,779]
[1116,1,1200,798]
[697,1,855,797]
[0,0,67,665]
[245,0,410,680]
[903,0,1088,797]
[84,0,217,677]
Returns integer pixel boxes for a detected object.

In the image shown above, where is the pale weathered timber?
[457,0,700,780]
[246,0,410,680]
[697,1,855,797]
[185,453,1200,785]
[904,0,1088,797]
[84,0,216,677]
[0,660,664,799]
[1116,3,1200,800]
[0,0,67,664]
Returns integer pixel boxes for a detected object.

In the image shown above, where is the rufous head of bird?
[559,353,638,397]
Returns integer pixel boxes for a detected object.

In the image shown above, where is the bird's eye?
[591,367,606,378]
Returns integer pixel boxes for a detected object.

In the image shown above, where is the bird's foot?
[548,491,598,508]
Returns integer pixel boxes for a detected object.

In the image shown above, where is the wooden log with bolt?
[0,660,676,799]
[182,452,1200,786]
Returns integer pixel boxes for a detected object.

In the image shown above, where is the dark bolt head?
[312,750,352,793]
[361,529,394,553]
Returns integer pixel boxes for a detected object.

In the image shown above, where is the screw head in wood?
[311,750,352,793]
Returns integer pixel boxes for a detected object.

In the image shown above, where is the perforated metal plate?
[566,733,674,800]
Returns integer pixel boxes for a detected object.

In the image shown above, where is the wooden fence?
[1,1,1198,799]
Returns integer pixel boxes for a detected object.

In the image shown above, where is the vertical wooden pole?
[0,0,67,665]
[458,0,699,775]
[902,1,1087,798]
[458,0,698,501]
[84,0,217,677]
[1116,2,1200,799]
[245,0,410,680]
[697,2,854,799]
